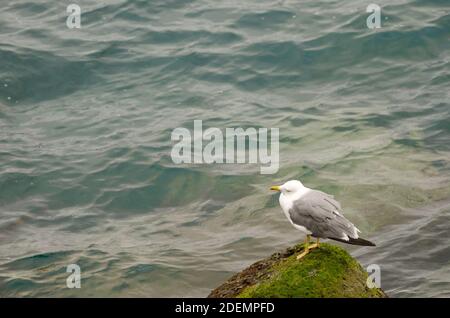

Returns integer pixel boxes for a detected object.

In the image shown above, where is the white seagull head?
[270,180,308,197]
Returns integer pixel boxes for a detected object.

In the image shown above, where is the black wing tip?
[330,236,376,246]
[359,238,376,247]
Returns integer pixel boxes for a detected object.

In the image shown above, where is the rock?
[208,243,387,298]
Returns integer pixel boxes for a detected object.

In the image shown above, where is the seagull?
[270,180,375,260]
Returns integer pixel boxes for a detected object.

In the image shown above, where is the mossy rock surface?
[208,243,386,298]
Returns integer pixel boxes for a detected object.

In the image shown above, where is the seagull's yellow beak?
[270,185,281,192]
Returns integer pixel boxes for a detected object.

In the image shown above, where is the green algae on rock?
[208,243,386,298]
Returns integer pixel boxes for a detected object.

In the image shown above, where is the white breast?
[279,189,312,235]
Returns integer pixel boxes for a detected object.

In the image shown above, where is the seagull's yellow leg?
[308,237,320,250]
[297,237,321,260]
[296,234,311,260]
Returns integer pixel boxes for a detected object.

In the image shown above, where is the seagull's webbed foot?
[308,238,320,250]
[296,249,309,260]
[296,236,320,260]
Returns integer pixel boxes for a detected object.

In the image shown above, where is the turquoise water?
[0,0,449,297]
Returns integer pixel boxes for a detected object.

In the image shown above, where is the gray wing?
[288,190,358,240]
